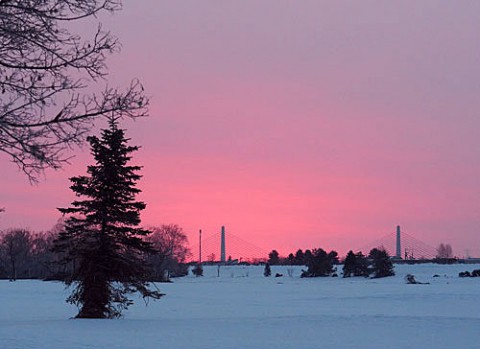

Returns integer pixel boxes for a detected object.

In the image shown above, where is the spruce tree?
[53,117,162,318]
[343,250,356,277]
[368,248,395,278]
[353,252,369,277]
[294,249,305,265]
[268,250,280,265]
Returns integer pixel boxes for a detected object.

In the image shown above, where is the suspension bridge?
[189,227,269,263]
[358,226,438,260]
[187,225,441,263]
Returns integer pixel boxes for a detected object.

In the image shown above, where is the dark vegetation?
[267,247,395,279]
[342,251,369,277]
[0,228,58,280]
[52,118,162,318]
[0,223,190,283]
[405,274,429,284]
[301,249,338,277]
[0,0,157,320]
[263,263,271,277]
[0,120,191,318]
[459,269,480,277]
[192,264,203,277]
[368,248,395,278]
[145,224,190,281]
[0,0,147,182]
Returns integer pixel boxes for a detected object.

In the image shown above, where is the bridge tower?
[220,226,226,263]
[396,225,401,259]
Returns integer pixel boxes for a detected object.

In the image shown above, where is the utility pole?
[199,229,202,263]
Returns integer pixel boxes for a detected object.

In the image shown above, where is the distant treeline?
[267,246,462,267]
[265,248,395,278]
[0,224,190,281]
[0,225,462,281]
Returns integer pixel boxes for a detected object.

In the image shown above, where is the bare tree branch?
[0,0,148,182]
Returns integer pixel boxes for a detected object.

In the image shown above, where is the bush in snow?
[264,263,271,277]
[459,269,480,277]
[192,264,203,277]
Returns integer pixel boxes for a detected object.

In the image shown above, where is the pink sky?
[1,1,480,258]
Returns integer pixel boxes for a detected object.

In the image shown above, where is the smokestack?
[221,226,226,263]
[396,225,401,259]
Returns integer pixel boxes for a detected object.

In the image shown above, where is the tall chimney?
[220,226,226,263]
[396,225,401,259]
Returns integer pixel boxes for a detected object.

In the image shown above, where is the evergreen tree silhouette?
[343,250,356,277]
[368,248,395,278]
[343,251,369,277]
[53,117,162,318]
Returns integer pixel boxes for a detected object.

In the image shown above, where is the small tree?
[353,252,369,277]
[27,231,56,279]
[287,253,295,265]
[192,264,203,277]
[436,243,453,259]
[368,248,395,278]
[328,250,339,265]
[268,250,280,265]
[343,251,356,278]
[304,249,313,266]
[146,224,190,281]
[264,263,271,277]
[343,250,369,278]
[53,117,162,318]
[294,249,305,265]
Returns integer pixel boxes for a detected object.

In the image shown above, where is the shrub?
[264,263,271,277]
[192,264,203,277]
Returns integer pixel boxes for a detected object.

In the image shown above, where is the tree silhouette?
[268,250,280,265]
[53,117,161,318]
[343,250,356,278]
[436,243,453,259]
[146,224,190,281]
[0,0,147,181]
[301,248,337,277]
[294,249,305,265]
[0,228,31,280]
[343,250,369,277]
[368,248,395,278]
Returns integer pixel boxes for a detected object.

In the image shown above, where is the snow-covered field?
[1,264,479,349]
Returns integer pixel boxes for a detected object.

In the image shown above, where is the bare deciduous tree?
[436,243,453,259]
[0,228,32,280]
[29,231,57,279]
[147,224,190,280]
[0,0,148,181]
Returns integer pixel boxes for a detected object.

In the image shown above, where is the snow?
[1,264,479,349]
